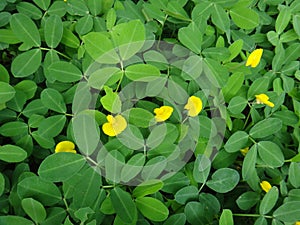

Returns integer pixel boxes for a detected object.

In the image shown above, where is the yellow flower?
[184,96,202,117]
[102,115,127,136]
[154,106,173,122]
[295,222,300,225]
[240,147,249,156]
[260,181,272,193]
[55,141,76,153]
[255,94,274,107]
[246,48,263,68]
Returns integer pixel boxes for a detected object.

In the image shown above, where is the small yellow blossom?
[260,180,272,193]
[240,147,249,156]
[102,115,127,136]
[255,94,274,107]
[246,49,263,68]
[295,222,300,225]
[184,96,202,117]
[154,106,173,122]
[55,141,76,153]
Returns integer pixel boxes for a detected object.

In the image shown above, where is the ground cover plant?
[0,0,300,224]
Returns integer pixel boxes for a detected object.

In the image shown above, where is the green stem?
[40,47,72,60]
[249,136,257,144]
[63,198,69,212]
[233,213,273,219]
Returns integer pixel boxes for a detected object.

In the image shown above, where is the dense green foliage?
[0,0,300,224]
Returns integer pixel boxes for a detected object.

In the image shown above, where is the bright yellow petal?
[55,141,76,153]
[240,147,249,156]
[102,122,117,136]
[154,106,173,122]
[113,115,127,135]
[246,49,263,68]
[255,94,274,107]
[295,222,300,225]
[184,96,202,117]
[260,180,272,193]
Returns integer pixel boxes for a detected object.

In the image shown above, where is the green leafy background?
[0,0,300,224]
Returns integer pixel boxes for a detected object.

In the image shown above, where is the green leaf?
[226,39,244,62]
[106,8,116,30]
[257,141,284,167]
[136,197,169,222]
[0,216,34,225]
[202,47,230,61]
[259,187,279,215]
[100,86,121,113]
[11,49,42,78]
[178,22,202,54]
[132,179,164,198]
[38,153,86,182]
[126,108,154,128]
[0,173,4,196]
[86,0,102,16]
[73,166,103,208]
[37,115,66,138]
[228,96,248,114]
[242,145,260,191]
[22,99,48,118]
[41,88,66,113]
[61,27,80,48]
[293,15,300,37]
[282,43,300,65]
[236,191,260,210]
[110,187,137,224]
[82,32,119,64]
[230,7,259,29]
[220,209,233,225]
[121,153,145,183]
[33,0,50,10]
[22,198,46,223]
[275,7,291,34]
[247,77,269,99]
[211,4,230,32]
[10,13,41,47]
[0,145,27,163]
[31,131,55,149]
[14,80,37,99]
[111,20,145,61]
[16,2,42,20]
[125,64,161,82]
[249,118,282,139]
[224,131,249,153]
[44,15,63,48]
[289,162,300,188]
[163,213,186,225]
[0,29,21,44]
[175,186,198,205]
[75,14,93,35]
[184,202,203,225]
[0,81,15,104]
[0,64,10,83]
[193,154,211,183]
[222,72,244,102]
[203,58,228,87]
[18,176,62,206]
[88,67,121,90]
[73,113,100,155]
[273,201,300,223]
[141,156,167,180]
[0,121,27,137]
[206,168,240,193]
[66,0,89,16]
[46,61,82,82]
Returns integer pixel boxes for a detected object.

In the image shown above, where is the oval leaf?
[0,145,27,163]
[136,197,169,222]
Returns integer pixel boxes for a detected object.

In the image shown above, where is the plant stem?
[233,213,273,219]
[39,47,72,60]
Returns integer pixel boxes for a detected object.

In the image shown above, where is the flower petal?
[260,180,272,193]
[246,49,263,68]
[184,96,202,117]
[55,141,76,153]
[154,106,173,122]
